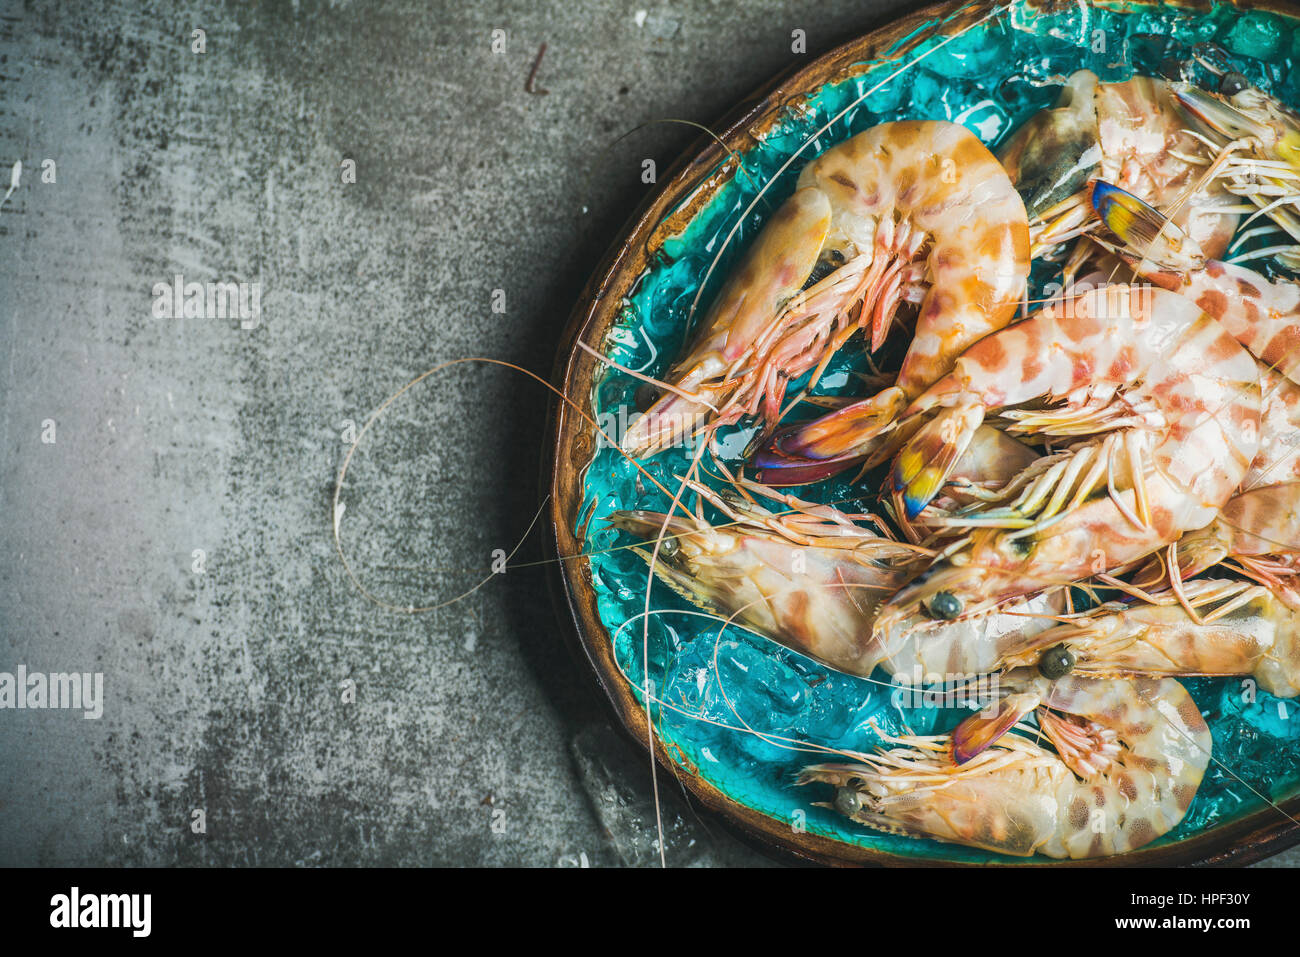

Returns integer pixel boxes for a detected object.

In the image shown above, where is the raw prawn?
[1153,481,1300,608]
[1000,70,1241,266]
[997,579,1300,699]
[1093,180,1300,384]
[1171,76,1300,268]
[607,477,1063,679]
[608,480,923,677]
[621,120,1030,460]
[1243,364,1300,490]
[800,671,1210,858]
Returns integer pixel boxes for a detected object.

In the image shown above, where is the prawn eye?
[1038,644,1076,680]
[634,382,661,412]
[1220,71,1249,97]
[834,787,864,817]
[928,591,963,620]
[1158,58,1188,81]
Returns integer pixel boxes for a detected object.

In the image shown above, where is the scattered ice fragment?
[1223,11,1283,59]
[570,721,772,866]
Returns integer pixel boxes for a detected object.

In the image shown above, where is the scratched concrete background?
[0,0,1296,867]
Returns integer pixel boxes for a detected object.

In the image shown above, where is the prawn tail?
[751,387,907,485]
[891,401,984,520]
[1089,179,1204,284]
[950,692,1040,764]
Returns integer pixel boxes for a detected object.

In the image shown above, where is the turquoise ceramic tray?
[550,0,1300,865]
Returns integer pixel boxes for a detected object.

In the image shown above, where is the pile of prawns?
[605,64,1300,859]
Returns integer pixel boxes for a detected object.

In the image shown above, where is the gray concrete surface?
[0,0,1295,867]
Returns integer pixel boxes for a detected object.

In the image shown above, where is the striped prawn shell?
[998,70,1239,258]
[1245,364,1300,490]
[1029,674,1210,858]
[921,284,1261,521]
[879,285,1262,630]
[1173,260,1300,387]
[1178,481,1300,574]
[606,507,918,678]
[622,120,1031,458]
[1092,76,1240,259]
